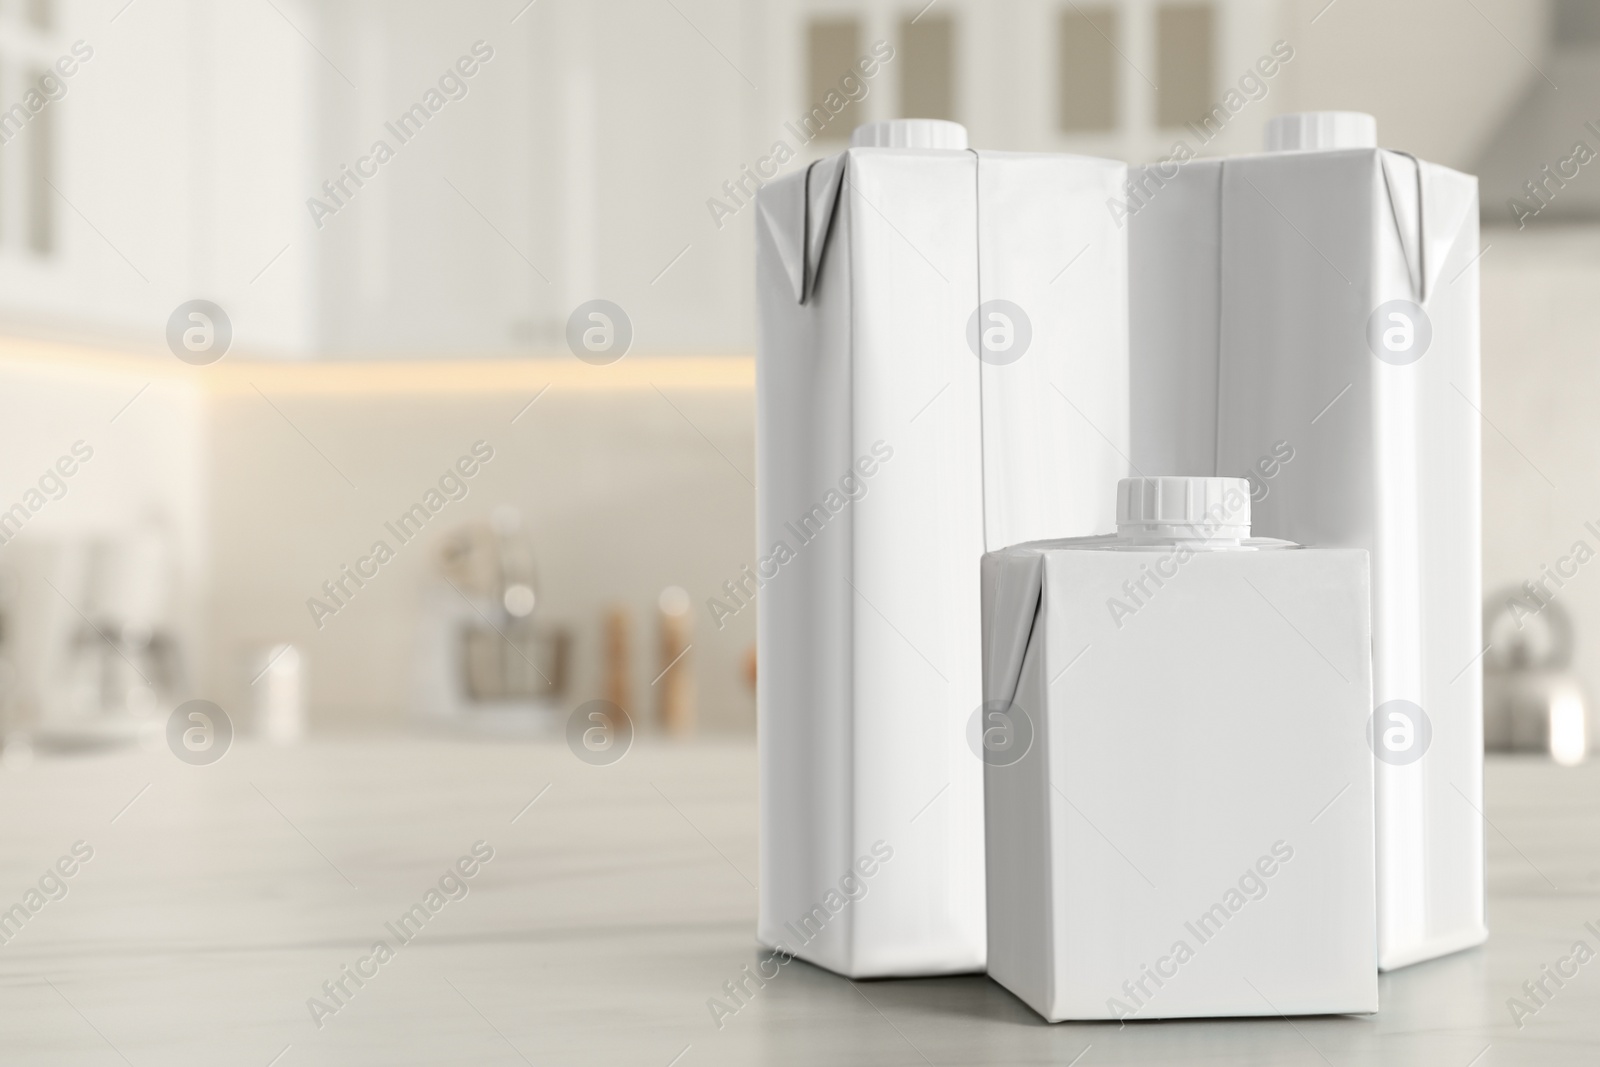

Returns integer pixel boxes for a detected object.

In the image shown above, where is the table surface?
[0,737,1594,1066]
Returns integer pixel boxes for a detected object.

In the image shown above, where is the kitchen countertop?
[0,738,1595,1066]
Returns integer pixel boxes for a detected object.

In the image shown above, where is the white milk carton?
[982,477,1377,1021]
[1129,112,1484,971]
[754,119,1128,977]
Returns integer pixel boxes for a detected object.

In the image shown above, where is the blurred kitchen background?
[0,0,1589,750]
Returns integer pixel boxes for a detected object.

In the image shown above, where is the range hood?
[1474,3,1600,228]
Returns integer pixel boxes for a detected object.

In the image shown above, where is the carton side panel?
[1129,160,1224,479]
[1409,167,1487,963]
[844,149,987,975]
[982,552,1056,1018]
[1212,149,1483,969]
[1048,549,1377,1019]
[1215,150,1380,548]
[755,167,856,971]
[977,153,1130,549]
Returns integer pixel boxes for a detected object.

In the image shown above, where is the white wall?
[195,360,758,735]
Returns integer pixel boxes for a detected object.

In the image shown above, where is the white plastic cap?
[1117,477,1252,538]
[850,119,969,150]
[1264,112,1377,152]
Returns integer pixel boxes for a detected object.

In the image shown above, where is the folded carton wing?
[981,547,1045,713]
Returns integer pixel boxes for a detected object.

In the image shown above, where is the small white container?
[250,643,305,744]
[982,477,1377,1021]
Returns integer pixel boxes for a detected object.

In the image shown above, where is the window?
[1155,4,1214,128]
[806,17,862,142]
[1,10,60,257]
[28,68,52,255]
[1058,6,1117,133]
[900,12,954,122]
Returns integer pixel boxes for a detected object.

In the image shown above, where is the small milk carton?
[982,477,1377,1021]
[755,119,1128,977]
[1129,112,1484,971]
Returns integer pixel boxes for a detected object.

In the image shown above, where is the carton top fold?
[982,549,1046,712]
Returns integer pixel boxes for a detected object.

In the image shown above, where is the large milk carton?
[1129,112,1484,971]
[754,119,1128,976]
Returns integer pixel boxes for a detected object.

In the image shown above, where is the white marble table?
[0,738,1593,1065]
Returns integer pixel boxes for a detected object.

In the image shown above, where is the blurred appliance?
[1484,591,1590,765]
[30,525,183,752]
[415,507,569,735]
